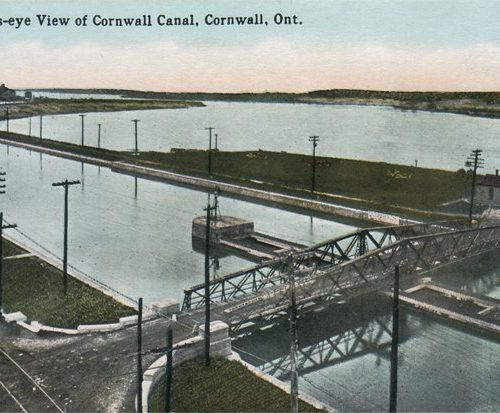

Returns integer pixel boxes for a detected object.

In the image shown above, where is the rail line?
[0,347,65,413]
[0,379,28,413]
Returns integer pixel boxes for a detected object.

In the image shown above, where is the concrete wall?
[114,162,412,226]
[476,185,500,206]
[0,137,413,226]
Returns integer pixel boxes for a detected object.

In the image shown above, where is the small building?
[476,170,500,206]
[0,83,16,101]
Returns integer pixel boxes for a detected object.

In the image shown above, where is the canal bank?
[1,235,136,329]
[0,132,425,225]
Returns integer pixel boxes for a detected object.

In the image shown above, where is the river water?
[4,101,500,172]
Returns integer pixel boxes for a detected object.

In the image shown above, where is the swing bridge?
[181,220,500,331]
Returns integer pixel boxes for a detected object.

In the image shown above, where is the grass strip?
[2,239,135,328]
[150,357,323,412]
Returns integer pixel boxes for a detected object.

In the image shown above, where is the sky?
[2,0,500,92]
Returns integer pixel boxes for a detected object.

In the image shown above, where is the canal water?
[235,282,500,412]
[4,101,500,172]
[0,144,357,304]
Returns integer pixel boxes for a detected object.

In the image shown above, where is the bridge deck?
[396,280,500,335]
[219,232,309,262]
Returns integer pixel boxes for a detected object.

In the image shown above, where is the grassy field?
[149,357,322,412]
[0,97,203,121]
[2,239,135,327]
[141,149,471,214]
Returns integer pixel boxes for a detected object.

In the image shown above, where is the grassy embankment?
[2,239,135,327]
[149,357,322,412]
[0,97,204,121]
[0,130,471,218]
[33,88,500,118]
[141,149,471,217]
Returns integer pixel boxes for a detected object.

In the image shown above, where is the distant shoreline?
[17,87,500,120]
[0,97,204,121]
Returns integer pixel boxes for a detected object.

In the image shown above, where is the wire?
[2,216,138,305]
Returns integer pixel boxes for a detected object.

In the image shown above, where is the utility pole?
[308,136,320,194]
[137,297,143,413]
[132,120,140,199]
[205,127,215,176]
[465,149,484,225]
[288,254,299,413]
[165,326,173,413]
[389,265,400,413]
[5,107,9,133]
[97,124,101,149]
[52,179,81,294]
[215,133,218,150]
[0,212,17,312]
[132,119,140,156]
[203,200,217,367]
[79,114,86,147]
[0,171,5,195]
[39,113,43,143]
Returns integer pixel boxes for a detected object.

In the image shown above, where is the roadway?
[0,317,195,412]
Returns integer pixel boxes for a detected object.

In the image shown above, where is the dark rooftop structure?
[0,83,17,101]
[478,171,500,187]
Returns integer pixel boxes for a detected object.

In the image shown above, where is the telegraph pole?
[79,114,86,147]
[288,254,299,413]
[132,119,140,156]
[39,113,43,143]
[0,171,5,195]
[137,297,143,413]
[97,124,102,149]
[205,127,215,176]
[389,265,400,413]
[165,326,173,413]
[203,200,217,367]
[52,179,81,294]
[465,149,484,225]
[5,107,9,133]
[0,212,17,312]
[309,136,320,194]
[132,120,140,198]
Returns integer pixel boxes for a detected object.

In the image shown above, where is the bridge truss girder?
[231,225,500,324]
[182,221,455,311]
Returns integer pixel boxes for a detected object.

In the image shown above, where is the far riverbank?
[27,88,500,119]
[0,97,204,121]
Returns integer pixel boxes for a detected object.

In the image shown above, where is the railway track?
[0,347,64,413]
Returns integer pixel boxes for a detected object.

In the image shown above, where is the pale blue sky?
[2,0,500,91]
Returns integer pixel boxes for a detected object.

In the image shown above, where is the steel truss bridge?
[183,220,499,328]
[182,221,461,311]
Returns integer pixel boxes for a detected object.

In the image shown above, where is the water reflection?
[235,296,402,380]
